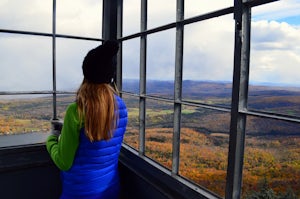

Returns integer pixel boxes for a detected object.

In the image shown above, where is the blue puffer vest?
[60,96,127,199]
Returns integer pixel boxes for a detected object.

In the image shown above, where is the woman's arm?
[46,103,80,171]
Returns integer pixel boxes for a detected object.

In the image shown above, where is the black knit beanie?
[82,40,119,84]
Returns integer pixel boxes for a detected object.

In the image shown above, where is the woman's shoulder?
[64,102,79,120]
[115,95,126,109]
[115,96,127,120]
[64,102,81,127]
[66,102,78,112]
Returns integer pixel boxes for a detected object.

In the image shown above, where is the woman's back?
[60,96,127,199]
[46,40,126,199]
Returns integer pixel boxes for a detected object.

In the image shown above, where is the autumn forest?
[0,80,299,198]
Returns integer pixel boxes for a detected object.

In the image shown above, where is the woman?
[46,40,128,199]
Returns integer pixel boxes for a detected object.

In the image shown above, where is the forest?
[122,93,300,198]
[0,80,299,198]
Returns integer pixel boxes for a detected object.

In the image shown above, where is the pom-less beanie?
[82,40,119,84]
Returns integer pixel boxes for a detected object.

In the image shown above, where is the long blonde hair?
[76,79,118,141]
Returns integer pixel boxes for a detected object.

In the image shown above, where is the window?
[120,0,300,198]
[1,0,299,198]
[243,1,300,198]
[56,0,102,38]
[0,0,52,32]
[0,1,102,143]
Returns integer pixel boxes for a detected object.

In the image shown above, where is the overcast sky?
[0,0,299,92]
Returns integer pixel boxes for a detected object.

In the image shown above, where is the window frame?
[1,1,299,199]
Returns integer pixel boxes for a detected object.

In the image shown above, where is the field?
[1,80,300,198]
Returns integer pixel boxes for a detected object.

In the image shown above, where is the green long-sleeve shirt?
[46,103,81,171]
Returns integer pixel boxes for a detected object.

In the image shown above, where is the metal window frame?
[0,0,103,121]
[116,0,300,199]
[225,0,250,198]
[1,0,299,199]
[172,0,184,176]
[139,0,147,155]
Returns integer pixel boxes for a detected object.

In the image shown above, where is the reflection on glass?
[122,94,139,150]
[0,34,52,91]
[243,116,300,198]
[147,29,175,99]
[0,95,52,135]
[56,0,102,38]
[145,99,174,169]
[122,39,140,94]
[180,106,230,198]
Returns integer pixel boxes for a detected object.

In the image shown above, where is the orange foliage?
[124,127,300,198]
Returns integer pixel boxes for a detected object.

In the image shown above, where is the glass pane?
[145,99,174,169]
[56,94,76,119]
[147,29,175,99]
[0,34,52,91]
[56,0,102,38]
[249,2,300,117]
[180,106,230,198]
[248,85,300,117]
[122,38,140,94]
[183,15,234,106]
[243,116,300,198]
[122,94,139,150]
[185,0,232,19]
[56,38,101,91]
[148,0,176,29]
[0,95,52,135]
[0,0,52,32]
[123,0,140,36]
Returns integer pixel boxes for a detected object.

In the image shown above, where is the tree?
[278,188,298,199]
[245,178,277,199]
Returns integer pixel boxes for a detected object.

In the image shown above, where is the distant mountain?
[123,79,300,96]
[123,79,300,103]
[1,80,299,136]
[122,79,300,136]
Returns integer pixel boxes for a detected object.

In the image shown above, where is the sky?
[0,0,300,92]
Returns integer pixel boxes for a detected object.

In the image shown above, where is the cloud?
[252,20,300,50]
[182,14,235,81]
[0,0,102,92]
[122,0,141,36]
[250,20,300,85]
[123,5,235,82]
[0,0,52,32]
[0,33,100,92]
[252,0,300,25]
[0,0,102,37]
[55,39,100,91]
[0,34,52,91]
[122,0,234,35]
[1,0,300,93]
[185,0,232,19]
[56,0,102,37]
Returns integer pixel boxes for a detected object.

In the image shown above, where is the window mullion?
[116,0,123,93]
[172,0,184,175]
[52,0,57,120]
[139,0,147,155]
[225,1,251,198]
